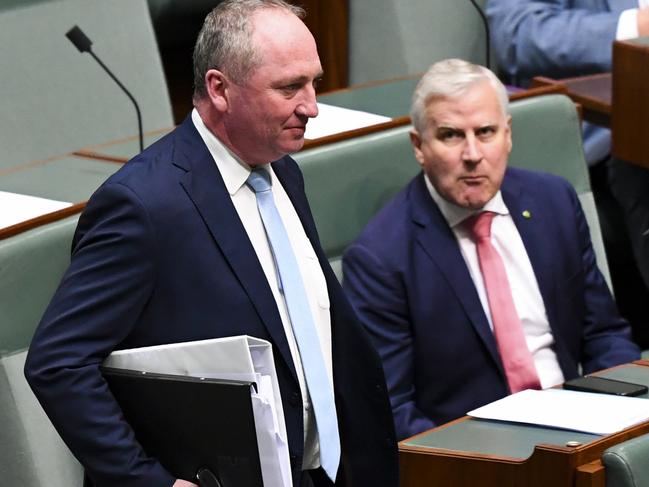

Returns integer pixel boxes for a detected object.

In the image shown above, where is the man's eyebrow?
[274,71,324,86]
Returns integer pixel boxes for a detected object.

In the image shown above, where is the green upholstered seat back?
[348,0,489,84]
[508,94,610,287]
[603,433,649,487]
[294,126,419,278]
[0,216,83,486]
[0,0,172,170]
[317,76,420,118]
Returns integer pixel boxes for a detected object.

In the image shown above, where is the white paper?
[468,388,649,435]
[0,190,71,228]
[104,335,292,487]
[304,102,392,139]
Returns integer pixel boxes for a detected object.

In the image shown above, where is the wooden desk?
[399,362,649,487]
[532,37,649,169]
[532,73,611,128]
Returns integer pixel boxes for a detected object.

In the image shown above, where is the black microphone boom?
[65,25,144,153]
[468,0,491,70]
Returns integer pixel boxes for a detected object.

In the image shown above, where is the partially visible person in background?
[488,0,649,347]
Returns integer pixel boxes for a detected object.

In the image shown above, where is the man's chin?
[279,139,306,155]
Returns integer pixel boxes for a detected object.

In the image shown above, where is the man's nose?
[296,85,319,118]
[462,134,482,164]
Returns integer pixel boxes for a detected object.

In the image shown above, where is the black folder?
[101,366,264,487]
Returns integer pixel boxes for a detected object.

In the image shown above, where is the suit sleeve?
[342,243,435,440]
[487,0,621,83]
[566,184,641,372]
[24,182,175,487]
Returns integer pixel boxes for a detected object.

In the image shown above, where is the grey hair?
[410,58,509,135]
[192,0,305,101]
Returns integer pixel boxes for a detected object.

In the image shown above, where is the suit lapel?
[502,172,560,332]
[409,175,503,372]
[171,118,297,380]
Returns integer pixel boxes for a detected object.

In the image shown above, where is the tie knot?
[464,211,496,240]
[246,168,272,194]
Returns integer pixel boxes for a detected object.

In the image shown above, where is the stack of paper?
[304,103,392,139]
[0,190,71,228]
[468,388,649,435]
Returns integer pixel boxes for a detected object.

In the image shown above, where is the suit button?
[385,437,394,447]
[289,391,301,406]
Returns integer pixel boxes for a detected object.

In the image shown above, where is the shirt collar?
[191,108,270,195]
[423,172,509,228]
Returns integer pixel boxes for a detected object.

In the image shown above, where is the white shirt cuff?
[617,9,639,40]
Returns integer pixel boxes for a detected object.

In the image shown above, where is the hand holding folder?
[102,335,292,487]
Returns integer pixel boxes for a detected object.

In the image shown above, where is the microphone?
[468,0,491,70]
[65,25,144,153]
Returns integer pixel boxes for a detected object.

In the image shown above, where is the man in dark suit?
[24,1,398,486]
[342,58,640,441]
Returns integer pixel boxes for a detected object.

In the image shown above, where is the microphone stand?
[65,25,144,153]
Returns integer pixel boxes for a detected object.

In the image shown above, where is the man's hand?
[173,480,198,487]
[637,7,649,37]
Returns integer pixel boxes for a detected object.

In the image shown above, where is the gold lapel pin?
[522,210,531,219]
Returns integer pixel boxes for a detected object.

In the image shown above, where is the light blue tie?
[246,168,340,482]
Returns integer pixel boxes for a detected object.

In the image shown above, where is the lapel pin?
[522,210,531,219]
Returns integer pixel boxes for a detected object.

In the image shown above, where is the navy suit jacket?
[343,168,640,441]
[25,116,398,487]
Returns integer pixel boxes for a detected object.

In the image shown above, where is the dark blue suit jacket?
[343,168,640,441]
[25,116,398,487]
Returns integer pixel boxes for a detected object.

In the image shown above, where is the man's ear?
[505,114,513,155]
[205,69,229,113]
[409,130,426,167]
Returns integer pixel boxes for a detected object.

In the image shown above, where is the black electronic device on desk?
[564,375,648,397]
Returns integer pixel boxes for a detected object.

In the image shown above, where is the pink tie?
[464,211,542,393]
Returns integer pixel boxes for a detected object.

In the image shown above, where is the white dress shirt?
[192,109,333,470]
[617,1,649,40]
[425,176,565,388]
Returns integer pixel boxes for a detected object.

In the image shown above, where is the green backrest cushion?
[0,0,173,170]
[317,76,419,119]
[508,95,590,193]
[294,125,419,277]
[349,0,489,84]
[603,433,649,487]
[0,216,78,354]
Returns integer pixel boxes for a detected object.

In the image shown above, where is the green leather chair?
[0,216,82,486]
[603,433,649,487]
[348,0,489,84]
[317,76,420,119]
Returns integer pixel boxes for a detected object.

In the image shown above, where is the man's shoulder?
[101,120,198,193]
[505,166,574,193]
[352,174,422,248]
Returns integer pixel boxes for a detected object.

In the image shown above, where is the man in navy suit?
[342,59,640,441]
[24,1,398,486]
